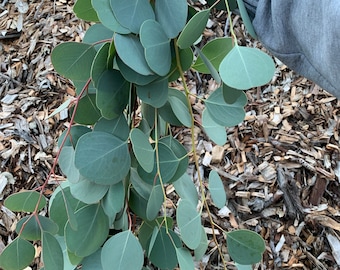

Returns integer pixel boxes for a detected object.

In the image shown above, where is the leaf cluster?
[0,0,273,269]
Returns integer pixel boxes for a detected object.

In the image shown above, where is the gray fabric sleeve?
[246,0,340,98]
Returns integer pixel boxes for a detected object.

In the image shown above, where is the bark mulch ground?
[0,1,339,269]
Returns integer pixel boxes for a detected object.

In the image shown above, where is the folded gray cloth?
[243,0,340,98]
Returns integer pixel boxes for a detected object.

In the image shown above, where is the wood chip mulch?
[0,1,339,269]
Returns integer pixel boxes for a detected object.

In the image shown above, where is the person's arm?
[243,0,340,99]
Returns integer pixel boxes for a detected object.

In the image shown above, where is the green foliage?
[0,0,275,269]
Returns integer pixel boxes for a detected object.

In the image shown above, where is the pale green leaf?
[177,199,201,249]
[173,173,198,207]
[202,109,227,146]
[176,247,195,270]
[42,232,64,270]
[101,230,143,270]
[219,46,275,90]
[209,170,226,208]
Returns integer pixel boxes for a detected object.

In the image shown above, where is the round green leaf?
[70,176,110,204]
[52,42,97,81]
[94,115,129,141]
[75,131,130,185]
[227,229,266,265]
[72,94,102,125]
[136,78,168,108]
[58,146,80,183]
[193,37,233,74]
[101,230,143,270]
[110,0,155,33]
[219,46,275,90]
[83,23,114,48]
[155,0,187,38]
[202,109,227,146]
[177,199,201,249]
[74,0,99,21]
[208,170,226,208]
[58,125,91,149]
[195,46,221,83]
[0,237,35,270]
[130,128,154,173]
[4,190,46,212]
[140,20,171,76]
[16,215,59,241]
[173,173,198,207]
[92,0,130,34]
[65,204,109,257]
[205,87,246,127]
[177,9,210,49]
[41,232,64,270]
[147,227,181,269]
[130,168,152,200]
[114,34,153,76]
[96,69,129,119]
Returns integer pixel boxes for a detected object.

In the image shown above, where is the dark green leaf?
[195,46,221,83]
[168,88,191,127]
[96,69,129,119]
[81,249,103,270]
[52,42,97,81]
[83,23,114,49]
[42,232,64,270]
[0,237,35,270]
[49,186,85,236]
[136,78,168,108]
[4,190,46,212]
[222,83,244,104]
[193,37,233,74]
[16,215,59,241]
[168,47,193,81]
[147,227,181,269]
[177,9,210,49]
[74,0,99,22]
[65,204,109,257]
[72,94,102,125]
[91,42,110,87]
[227,229,266,265]
[146,185,163,221]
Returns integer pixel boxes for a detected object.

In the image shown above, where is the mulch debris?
[0,1,339,269]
